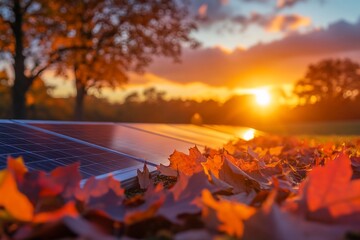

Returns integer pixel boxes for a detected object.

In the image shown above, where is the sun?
[254,89,271,106]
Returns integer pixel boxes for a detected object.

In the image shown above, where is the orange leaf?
[7,156,28,182]
[33,201,79,223]
[200,189,256,237]
[300,152,360,222]
[0,170,34,221]
[160,146,206,176]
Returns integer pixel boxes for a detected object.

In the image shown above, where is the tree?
[54,0,198,120]
[294,59,360,104]
[0,0,65,119]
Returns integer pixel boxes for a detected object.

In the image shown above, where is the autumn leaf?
[76,175,124,202]
[200,189,256,238]
[0,169,34,221]
[124,183,165,225]
[50,162,82,198]
[157,171,220,222]
[299,152,360,224]
[7,156,28,182]
[77,175,126,221]
[159,146,206,176]
[33,201,78,223]
[243,191,354,240]
[137,163,152,189]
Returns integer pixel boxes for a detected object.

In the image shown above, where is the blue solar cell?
[0,145,24,154]
[0,123,144,179]
[12,144,50,152]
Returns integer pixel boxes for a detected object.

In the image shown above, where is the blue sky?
[192,0,360,49]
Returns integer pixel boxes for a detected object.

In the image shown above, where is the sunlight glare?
[255,89,271,106]
[242,129,255,141]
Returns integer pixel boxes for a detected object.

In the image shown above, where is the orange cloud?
[198,4,208,18]
[147,20,360,89]
[266,14,311,32]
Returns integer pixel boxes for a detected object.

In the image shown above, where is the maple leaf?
[200,189,256,238]
[124,183,165,225]
[16,163,82,204]
[137,163,152,189]
[243,191,354,240]
[33,201,78,223]
[77,175,125,220]
[157,171,220,223]
[158,146,206,176]
[50,162,82,199]
[7,156,28,182]
[299,152,360,224]
[76,175,124,202]
[0,169,34,221]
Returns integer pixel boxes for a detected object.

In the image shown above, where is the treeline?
[2,79,360,128]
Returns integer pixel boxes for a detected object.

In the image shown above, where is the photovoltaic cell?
[31,123,196,165]
[0,123,143,179]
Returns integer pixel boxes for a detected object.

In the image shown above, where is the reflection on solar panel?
[122,123,236,148]
[30,123,197,165]
[0,120,257,181]
[0,122,144,179]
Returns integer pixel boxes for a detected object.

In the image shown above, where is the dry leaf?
[137,163,152,189]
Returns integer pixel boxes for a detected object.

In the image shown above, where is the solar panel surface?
[30,123,197,165]
[0,122,143,179]
[0,120,253,181]
[122,123,236,148]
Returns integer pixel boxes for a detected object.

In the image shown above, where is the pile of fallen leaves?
[1,135,360,239]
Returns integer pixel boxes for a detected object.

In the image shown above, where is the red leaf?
[299,152,360,224]
[157,171,220,222]
[50,162,82,198]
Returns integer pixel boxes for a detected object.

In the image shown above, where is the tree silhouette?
[0,1,67,119]
[53,0,198,120]
[294,59,360,104]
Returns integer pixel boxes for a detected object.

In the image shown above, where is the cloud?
[197,4,208,18]
[231,12,311,32]
[145,19,360,88]
[277,0,306,8]
[192,0,232,26]
[191,0,320,33]
[266,14,311,32]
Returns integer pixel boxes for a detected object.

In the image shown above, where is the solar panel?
[0,120,248,182]
[0,122,144,179]
[30,122,197,165]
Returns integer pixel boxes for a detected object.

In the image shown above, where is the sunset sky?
[50,0,360,103]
